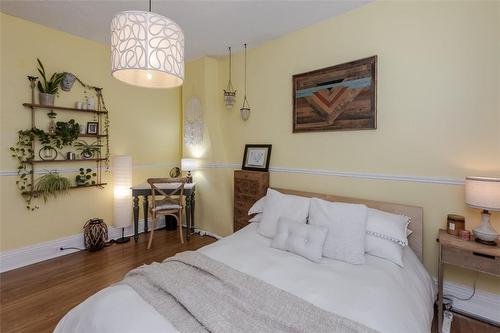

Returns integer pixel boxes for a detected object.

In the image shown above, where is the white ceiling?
[1,0,369,60]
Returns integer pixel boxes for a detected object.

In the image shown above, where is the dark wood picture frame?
[86,121,99,135]
[242,144,272,172]
[292,56,377,133]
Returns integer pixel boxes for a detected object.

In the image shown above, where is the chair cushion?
[152,204,181,212]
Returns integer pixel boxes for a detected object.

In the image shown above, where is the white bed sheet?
[55,223,435,333]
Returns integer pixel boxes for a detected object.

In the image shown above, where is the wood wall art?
[292,56,377,133]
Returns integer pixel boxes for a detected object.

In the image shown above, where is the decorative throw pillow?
[308,198,368,265]
[248,196,266,215]
[258,189,310,238]
[364,209,411,266]
[249,213,262,223]
[366,208,410,246]
[271,218,328,263]
[365,234,405,267]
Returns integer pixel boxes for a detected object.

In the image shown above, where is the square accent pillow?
[258,189,310,238]
[271,218,328,263]
[366,208,410,246]
[365,234,405,266]
[364,208,411,266]
[308,198,368,265]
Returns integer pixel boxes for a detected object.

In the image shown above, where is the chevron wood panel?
[293,56,377,132]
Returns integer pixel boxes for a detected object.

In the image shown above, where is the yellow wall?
[183,1,500,293]
[0,13,181,250]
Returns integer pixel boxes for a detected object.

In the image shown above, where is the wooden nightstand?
[437,229,500,333]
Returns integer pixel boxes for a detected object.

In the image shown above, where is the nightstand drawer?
[442,246,500,276]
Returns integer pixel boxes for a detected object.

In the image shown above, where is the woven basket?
[83,218,108,251]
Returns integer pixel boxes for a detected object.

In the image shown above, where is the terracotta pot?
[39,93,55,106]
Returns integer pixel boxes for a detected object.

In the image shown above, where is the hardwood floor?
[0,229,215,333]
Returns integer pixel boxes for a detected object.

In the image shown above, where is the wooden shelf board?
[23,103,107,114]
[26,158,107,164]
[78,134,107,138]
[22,183,107,195]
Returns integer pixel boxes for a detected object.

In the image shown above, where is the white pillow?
[271,218,328,263]
[308,198,368,265]
[365,234,405,267]
[249,213,262,223]
[366,208,410,246]
[258,189,310,238]
[248,196,266,215]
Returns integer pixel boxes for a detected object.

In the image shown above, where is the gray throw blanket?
[120,251,378,333]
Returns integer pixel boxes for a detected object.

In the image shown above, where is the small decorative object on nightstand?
[181,158,199,183]
[437,229,500,333]
[447,214,465,236]
[465,177,500,246]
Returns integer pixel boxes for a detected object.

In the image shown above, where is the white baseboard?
[0,219,162,273]
[434,278,500,325]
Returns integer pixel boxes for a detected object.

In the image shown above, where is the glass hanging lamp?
[240,44,250,121]
[110,0,184,88]
[223,47,236,109]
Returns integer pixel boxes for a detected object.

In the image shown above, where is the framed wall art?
[292,56,377,133]
[242,144,272,172]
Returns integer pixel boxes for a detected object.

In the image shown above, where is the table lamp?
[465,176,500,245]
[181,158,199,183]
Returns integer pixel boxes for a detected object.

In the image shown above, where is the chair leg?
[147,213,156,249]
[178,210,184,244]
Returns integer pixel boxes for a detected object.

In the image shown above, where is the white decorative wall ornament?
[111,7,184,89]
[184,97,203,146]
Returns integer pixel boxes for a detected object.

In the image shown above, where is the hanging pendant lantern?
[223,47,237,109]
[111,0,184,88]
[240,44,250,121]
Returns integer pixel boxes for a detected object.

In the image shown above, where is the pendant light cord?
[229,47,232,83]
[244,43,247,97]
[149,0,152,12]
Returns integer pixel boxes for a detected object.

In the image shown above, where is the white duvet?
[55,223,435,333]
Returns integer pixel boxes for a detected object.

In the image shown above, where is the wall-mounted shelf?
[22,183,108,195]
[23,103,108,114]
[78,134,108,138]
[27,158,107,164]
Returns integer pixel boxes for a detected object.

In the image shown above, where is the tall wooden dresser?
[233,170,269,232]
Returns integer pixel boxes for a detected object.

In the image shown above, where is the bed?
[55,189,435,333]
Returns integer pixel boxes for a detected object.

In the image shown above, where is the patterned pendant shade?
[111,10,184,88]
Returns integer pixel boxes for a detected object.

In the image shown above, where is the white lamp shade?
[465,177,500,211]
[181,158,199,171]
[113,155,133,227]
[111,11,184,88]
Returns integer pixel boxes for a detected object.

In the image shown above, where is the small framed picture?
[86,122,98,135]
[242,144,272,172]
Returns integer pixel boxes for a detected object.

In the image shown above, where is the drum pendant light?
[111,0,184,88]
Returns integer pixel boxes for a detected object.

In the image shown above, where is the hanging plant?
[34,170,71,202]
[9,130,36,209]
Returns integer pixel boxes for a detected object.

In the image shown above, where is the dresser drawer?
[442,246,500,276]
[234,170,269,233]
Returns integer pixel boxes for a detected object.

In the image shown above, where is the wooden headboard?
[272,188,424,262]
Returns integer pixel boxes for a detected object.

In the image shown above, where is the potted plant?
[36,58,64,106]
[76,168,97,186]
[34,170,71,202]
[74,141,101,159]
